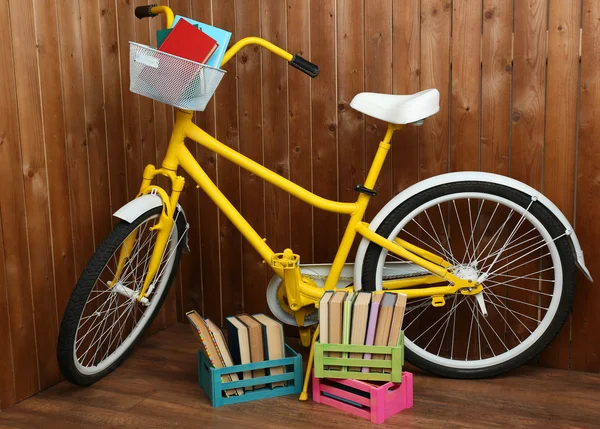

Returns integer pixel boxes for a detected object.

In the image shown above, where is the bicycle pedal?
[432,295,445,307]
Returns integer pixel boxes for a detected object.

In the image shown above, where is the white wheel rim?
[376,192,563,369]
[73,213,181,375]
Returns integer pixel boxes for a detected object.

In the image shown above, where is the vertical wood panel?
[56,9,94,350]
[539,0,581,370]
[481,0,512,175]
[57,0,95,275]
[117,0,144,214]
[80,0,112,248]
[512,0,546,190]
[237,0,267,314]
[99,0,128,214]
[310,0,339,263]
[451,0,482,172]
[214,0,243,324]
[0,202,16,408]
[572,0,600,373]
[391,0,420,193]
[420,0,451,179]
[337,0,364,227]
[0,0,38,402]
[365,0,393,221]
[10,0,60,390]
[287,0,314,264]
[33,0,76,320]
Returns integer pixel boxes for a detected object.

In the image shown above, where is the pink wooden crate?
[312,371,413,424]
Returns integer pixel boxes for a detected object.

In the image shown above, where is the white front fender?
[113,195,189,250]
[113,194,164,222]
[353,171,592,290]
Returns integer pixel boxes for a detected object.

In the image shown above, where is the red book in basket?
[158,18,218,63]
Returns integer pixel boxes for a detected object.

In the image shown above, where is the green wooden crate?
[314,332,404,383]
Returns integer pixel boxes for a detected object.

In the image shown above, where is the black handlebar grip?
[289,54,320,78]
[135,4,158,19]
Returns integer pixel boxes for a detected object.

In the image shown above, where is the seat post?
[363,123,402,190]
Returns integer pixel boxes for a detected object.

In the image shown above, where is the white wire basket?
[129,42,225,111]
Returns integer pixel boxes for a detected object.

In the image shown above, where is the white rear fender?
[353,171,592,290]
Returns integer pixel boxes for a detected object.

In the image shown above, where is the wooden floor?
[1,324,599,429]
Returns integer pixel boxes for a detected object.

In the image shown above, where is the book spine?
[206,329,236,396]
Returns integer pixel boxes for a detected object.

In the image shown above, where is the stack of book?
[157,16,231,68]
[187,310,287,397]
[319,291,407,373]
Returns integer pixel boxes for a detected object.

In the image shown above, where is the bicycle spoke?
[437,204,457,265]
[485,295,522,344]
[484,290,536,330]
[479,201,534,276]
[465,199,484,262]
[413,297,468,343]
[470,202,500,264]
[465,298,495,357]
[452,200,471,264]
[485,279,553,297]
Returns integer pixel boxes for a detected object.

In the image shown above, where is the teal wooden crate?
[314,332,404,383]
[198,344,302,407]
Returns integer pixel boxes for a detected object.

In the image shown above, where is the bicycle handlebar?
[135,4,174,28]
[134,5,319,78]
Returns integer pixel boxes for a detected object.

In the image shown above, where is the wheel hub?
[453,264,480,282]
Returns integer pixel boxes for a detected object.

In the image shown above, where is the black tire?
[361,181,576,378]
[57,207,186,385]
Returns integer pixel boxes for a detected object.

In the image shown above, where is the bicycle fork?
[110,165,186,304]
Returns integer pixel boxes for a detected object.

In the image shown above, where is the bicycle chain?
[301,270,451,312]
[301,270,430,282]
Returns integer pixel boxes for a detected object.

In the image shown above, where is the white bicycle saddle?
[350,89,440,125]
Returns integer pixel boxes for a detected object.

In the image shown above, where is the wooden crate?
[313,332,404,383]
[198,344,302,407]
[312,371,414,424]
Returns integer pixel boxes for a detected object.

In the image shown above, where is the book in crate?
[198,343,302,407]
[314,332,404,382]
[317,290,407,380]
[187,310,301,406]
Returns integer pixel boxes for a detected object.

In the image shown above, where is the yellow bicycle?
[58,5,592,386]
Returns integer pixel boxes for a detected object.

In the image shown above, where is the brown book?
[236,314,266,388]
[186,310,237,397]
[253,313,286,388]
[204,319,244,396]
[318,290,335,345]
[371,293,397,372]
[349,292,372,371]
[384,293,407,373]
[328,291,347,370]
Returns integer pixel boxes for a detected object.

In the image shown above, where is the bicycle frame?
[123,108,479,306]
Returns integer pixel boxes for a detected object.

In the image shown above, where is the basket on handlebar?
[129,42,225,111]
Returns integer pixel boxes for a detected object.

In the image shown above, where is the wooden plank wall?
[1,0,599,409]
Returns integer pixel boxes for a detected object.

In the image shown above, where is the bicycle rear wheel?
[361,181,576,378]
[57,207,187,385]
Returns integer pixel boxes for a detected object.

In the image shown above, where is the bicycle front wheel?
[57,207,187,385]
[361,181,576,378]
